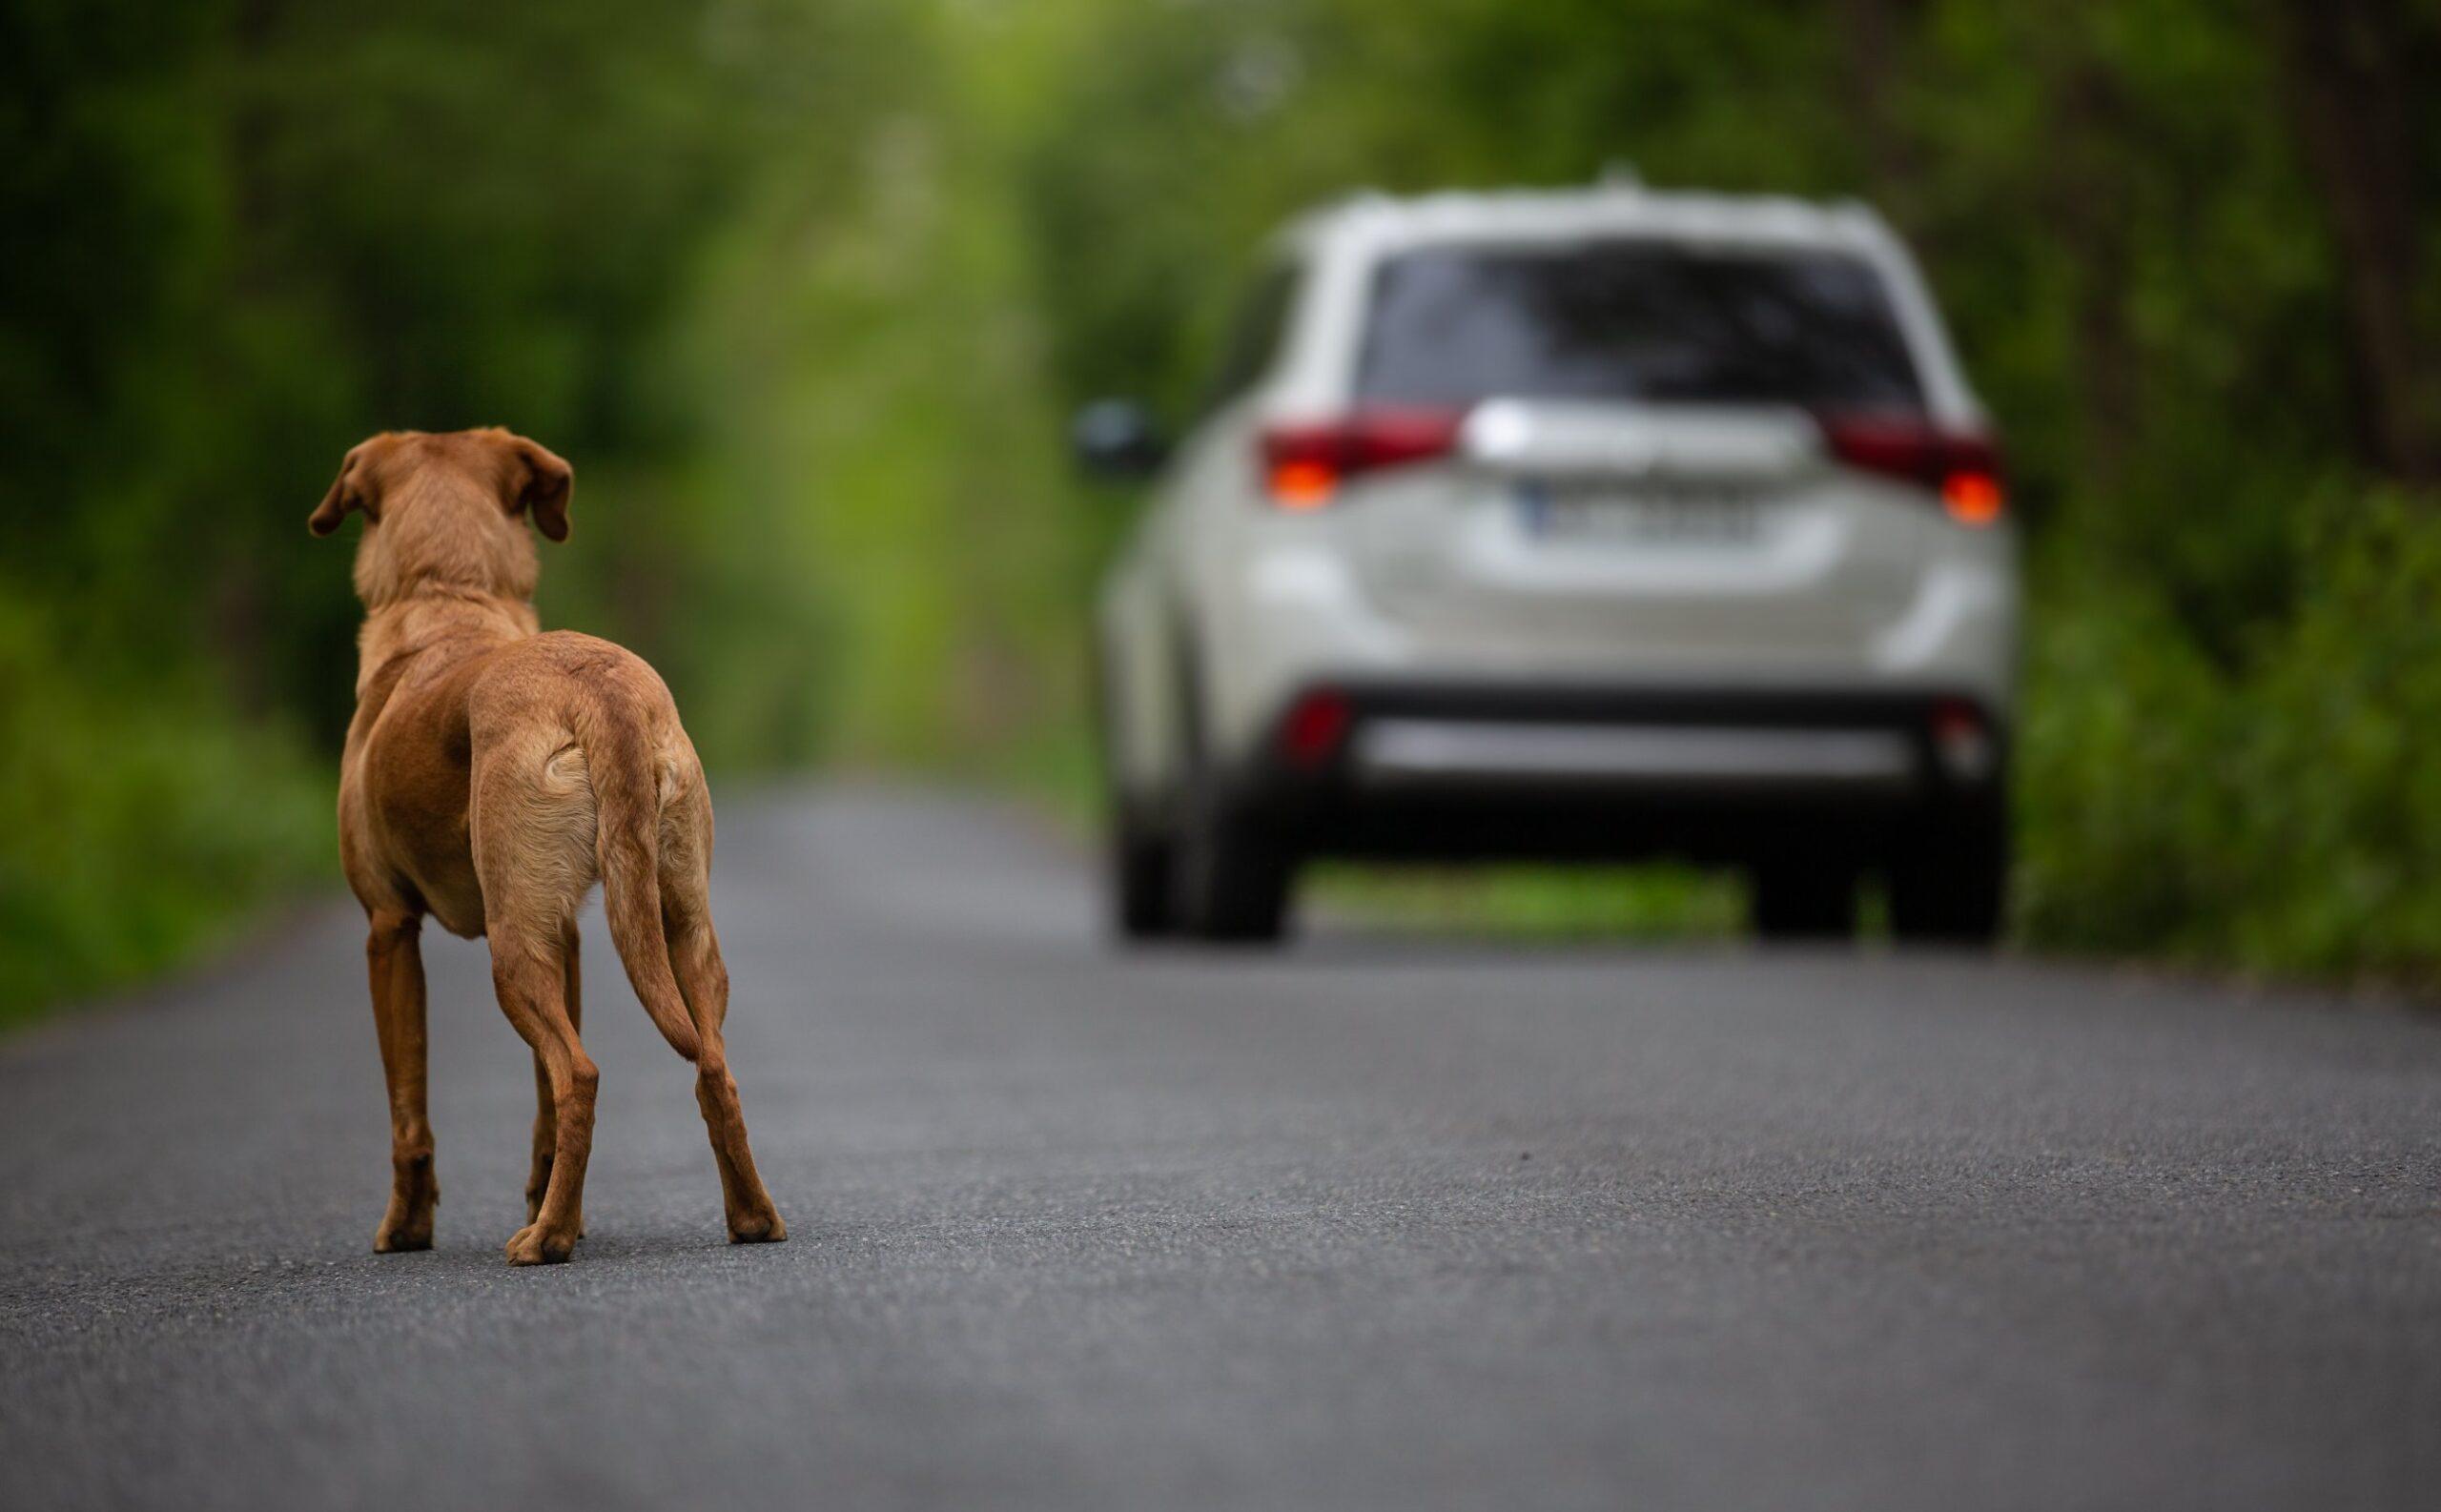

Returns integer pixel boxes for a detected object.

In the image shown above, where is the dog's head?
[309,429,572,606]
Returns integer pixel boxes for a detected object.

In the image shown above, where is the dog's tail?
[584,701,703,1064]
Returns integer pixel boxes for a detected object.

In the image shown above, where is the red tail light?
[1259,408,1467,510]
[1817,415,2007,527]
[1277,687,1352,770]
[1928,695,1999,782]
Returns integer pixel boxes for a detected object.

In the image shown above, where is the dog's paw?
[372,1221,433,1254]
[377,1161,439,1253]
[503,1222,576,1266]
[728,1207,788,1245]
[374,1198,435,1254]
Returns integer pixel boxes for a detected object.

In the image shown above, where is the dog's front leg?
[366,910,438,1252]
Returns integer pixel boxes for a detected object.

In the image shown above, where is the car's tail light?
[1928,696,1998,782]
[1817,414,2007,527]
[1259,408,1467,510]
[1277,687,1352,770]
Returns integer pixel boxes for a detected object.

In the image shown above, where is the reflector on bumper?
[1352,720,1918,793]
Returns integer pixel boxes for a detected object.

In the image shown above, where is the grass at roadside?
[1306,864,1746,942]
[0,598,334,1028]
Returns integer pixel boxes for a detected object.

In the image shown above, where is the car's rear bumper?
[1228,682,2004,865]
[1196,531,2020,769]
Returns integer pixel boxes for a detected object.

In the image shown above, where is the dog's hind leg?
[474,736,602,1265]
[661,798,785,1244]
[673,917,785,1244]
[366,909,438,1253]
[524,919,585,1238]
[492,923,594,1266]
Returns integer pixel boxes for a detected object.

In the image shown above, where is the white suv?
[1078,182,2018,946]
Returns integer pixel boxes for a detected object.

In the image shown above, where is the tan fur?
[318,428,784,1265]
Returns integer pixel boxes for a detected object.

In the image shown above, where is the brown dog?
[312,428,784,1265]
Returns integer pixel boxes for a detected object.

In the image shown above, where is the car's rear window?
[1355,241,1924,410]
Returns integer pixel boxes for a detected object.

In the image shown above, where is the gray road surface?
[3,787,2437,1511]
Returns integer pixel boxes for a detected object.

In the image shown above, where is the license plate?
[1515,480,1761,546]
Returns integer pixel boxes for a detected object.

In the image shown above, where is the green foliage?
[0,0,911,1013]
[3,0,2437,1011]
[2020,499,2441,987]
[0,594,330,1020]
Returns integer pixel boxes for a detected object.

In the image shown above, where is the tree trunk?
[2041,51,2142,495]
[2276,0,2438,484]
[1832,0,1923,219]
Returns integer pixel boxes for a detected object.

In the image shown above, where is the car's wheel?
[1094,637,1179,943]
[1173,780,1294,945]
[1162,636,1294,945]
[1748,860,1860,940]
[1888,796,2007,947]
[1108,810,1176,941]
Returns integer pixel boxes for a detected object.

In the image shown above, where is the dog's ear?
[309,438,386,536]
[505,435,573,542]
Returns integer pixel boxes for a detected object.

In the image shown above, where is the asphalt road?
[4,787,2438,1511]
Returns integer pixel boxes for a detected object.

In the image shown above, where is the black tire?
[1094,635,1178,943]
[1162,634,1294,945]
[1748,860,1860,940]
[1108,810,1176,941]
[1173,784,1294,944]
[1888,797,2007,947]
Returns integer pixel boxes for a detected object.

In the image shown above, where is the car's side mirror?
[1071,399,1168,480]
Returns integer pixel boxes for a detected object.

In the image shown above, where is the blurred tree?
[0,0,913,1012]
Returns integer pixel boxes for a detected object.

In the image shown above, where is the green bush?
[0,596,332,1022]
[2018,494,2441,989]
